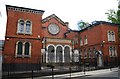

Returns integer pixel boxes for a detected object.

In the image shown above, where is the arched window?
[64,46,70,62]
[74,50,79,62]
[112,32,115,41]
[26,20,32,34]
[56,46,63,62]
[16,41,31,57]
[107,31,115,42]
[80,37,83,46]
[17,19,32,34]
[84,35,88,45]
[24,42,30,56]
[17,20,24,33]
[17,42,23,55]
[48,45,55,63]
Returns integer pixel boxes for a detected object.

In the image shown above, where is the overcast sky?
[0,0,118,40]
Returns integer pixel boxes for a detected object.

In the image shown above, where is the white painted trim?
[56,44,64,63]
[64,45,72,62]
[46,44,56,63]
[25,19,32,34]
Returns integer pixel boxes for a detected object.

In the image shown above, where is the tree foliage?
[77,20,89,30]
[105,0,120,37]
[105,0,120,24]
[105,9,120,24]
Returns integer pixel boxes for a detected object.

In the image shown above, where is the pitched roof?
[42,14,68,26]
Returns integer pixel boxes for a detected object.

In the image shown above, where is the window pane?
[74,50,79,62]
[56,46,63,62]
[24,42,30,55]
[64,46,70,62]
[18,20,24,33]
[26,21,31,33]
[17,42,22,55]
[48,46,55,63]
[108,31,111,41]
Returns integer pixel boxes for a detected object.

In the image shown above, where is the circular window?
[48,23,60,35]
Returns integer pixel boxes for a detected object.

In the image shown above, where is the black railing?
[2,55,119,79]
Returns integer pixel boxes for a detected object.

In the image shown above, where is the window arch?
[17,19,24,33]
[15,41,31,57]
[74,50,79,62]
[109,46,117,57]
[24,42,31,56]
[111,32,115,41]
[17,41,23,55]
[17,19,32,34]
[47,45,55,63]
[25,20,32,34]
[56,46,63,62]
[107,31,115,42]
[64,46,70,62]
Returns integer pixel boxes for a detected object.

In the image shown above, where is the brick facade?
[3,5,120,71]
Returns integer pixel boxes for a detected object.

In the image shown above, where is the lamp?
[101,41,105,47]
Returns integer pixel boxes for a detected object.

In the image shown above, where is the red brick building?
[67,21,120,67]
[3,5,120,71]
[3,5,44,71]
[41,14,73,64]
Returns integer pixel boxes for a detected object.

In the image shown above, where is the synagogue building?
[3,5,120,71]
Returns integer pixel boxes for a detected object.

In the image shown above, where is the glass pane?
[24,42,30,55]
[56,46,62,62]
[26,21,31,33]
[48,46,55,63]
[19,20,24,33]
[17,42,22,55]
[64,46,70,62]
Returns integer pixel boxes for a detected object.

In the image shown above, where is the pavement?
[24,67,120,79]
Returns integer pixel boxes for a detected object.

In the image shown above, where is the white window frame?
[24,42,31,57]
[17,19,32,35]
[112,32,115,41]
[74,50,79,62]
[84,35,88,45]
[109,46,112,57]
[109,46,117,57]
[107,31,115,42]
[15,41,31,58]
[25,20,32,34]
[80,37,83,46]
[17,19,25,34]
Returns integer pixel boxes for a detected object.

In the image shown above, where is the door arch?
[95,50,103,67]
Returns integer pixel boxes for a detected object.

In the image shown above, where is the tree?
[105,0,120,24]
[105,9,119,23]
[105,0,120,37]
[77,20,89,30]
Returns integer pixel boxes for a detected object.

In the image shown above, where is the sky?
[0,0,118,40]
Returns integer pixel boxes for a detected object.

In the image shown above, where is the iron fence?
[2,55,119,79]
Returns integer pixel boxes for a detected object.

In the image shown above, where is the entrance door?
[97,51,103,67]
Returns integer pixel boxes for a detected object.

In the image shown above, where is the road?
[71,68,119,79]
[24,67,120,79]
